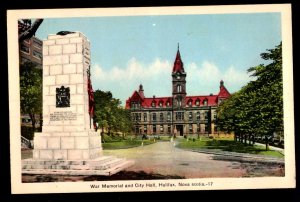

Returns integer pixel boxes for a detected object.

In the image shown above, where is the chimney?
[138,84,145,98]
[220,80,224,89]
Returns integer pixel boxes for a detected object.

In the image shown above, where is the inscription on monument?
[56,86,70,107]
[50,111,77,121]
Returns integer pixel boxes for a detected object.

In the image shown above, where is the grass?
[102,139,153,150]
[101,134,155,150]
[176,138,284,158]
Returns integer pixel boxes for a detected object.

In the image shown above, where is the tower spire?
[172,43,184,73]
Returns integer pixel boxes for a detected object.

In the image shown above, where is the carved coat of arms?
[56,86,70,107]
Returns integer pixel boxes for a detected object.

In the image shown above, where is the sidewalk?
[254,142,284,154]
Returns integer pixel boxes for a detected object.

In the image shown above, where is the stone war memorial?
[22,32,134,175]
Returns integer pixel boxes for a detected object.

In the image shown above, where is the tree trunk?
[265,136,269,151]
[29,113,36,132]
[101,126,105,143]
[19,19,44,42]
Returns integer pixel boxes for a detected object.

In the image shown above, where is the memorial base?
[22,156,135,176]
[32,130,102,160]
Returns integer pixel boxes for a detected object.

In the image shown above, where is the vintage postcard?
[7,4,295,194]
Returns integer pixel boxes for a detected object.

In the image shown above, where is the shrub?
[21,126,35,140]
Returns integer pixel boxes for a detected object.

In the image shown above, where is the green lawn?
[101,134,155,150]
[176,138,284,158]
[102,139,154,149]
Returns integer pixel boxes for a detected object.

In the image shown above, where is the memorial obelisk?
[33,32,102,160]
[22,32,133,175]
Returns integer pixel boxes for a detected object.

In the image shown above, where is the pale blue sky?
[36,13,281,105]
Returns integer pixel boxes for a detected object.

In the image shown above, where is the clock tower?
[172,44,186,108]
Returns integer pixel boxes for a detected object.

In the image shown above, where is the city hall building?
[125,46,230,137]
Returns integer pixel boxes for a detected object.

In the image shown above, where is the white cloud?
[91,59,251,105]
[91,58,172,105]
[186,61,251,95]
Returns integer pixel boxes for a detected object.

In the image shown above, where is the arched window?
[203,99,208,106]
[177,85,182,93]
[195,99,200,106]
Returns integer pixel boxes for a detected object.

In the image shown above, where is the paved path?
[103,141,246,178]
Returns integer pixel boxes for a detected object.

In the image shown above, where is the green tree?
[217,43,283,150]
[20,61,42,131]
[94,90,132,141]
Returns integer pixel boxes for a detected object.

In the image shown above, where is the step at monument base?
[22,156,135,176]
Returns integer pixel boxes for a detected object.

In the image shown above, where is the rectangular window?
[196,112,200,120]
[167,112,171,121]
[160,125,164,133]
[152,113,156,122]
[33,40,42,49]
[144,125,147,133]
[168,125,171,133]
[20,44,30,54]
[144,113,147,122]
[153,125,156,133]
[189,124,193,133]
[175,112,184,120]
[197,124,200,132]
[213,111,217,120]
[204,111,209,120]
[189,112,193,121]
[214,125,218,132]
[135,126,139,134]
[205,124,209,132]
[160,113,164,121]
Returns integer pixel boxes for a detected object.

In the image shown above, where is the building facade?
[18,20,43,68]
[125,46,230,137]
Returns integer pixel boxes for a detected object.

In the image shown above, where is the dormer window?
[188,99,192,107]
[151,101,156,107]
[195,99,200,106]
[203,99,208,106]
[166,101,170,107]
[159,101,163,107]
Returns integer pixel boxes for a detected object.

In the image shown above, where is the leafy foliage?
[20,62,42,131]
[217,43,283,149]
[94,90,132,139]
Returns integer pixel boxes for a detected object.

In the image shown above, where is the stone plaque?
[56,86,70,107]
[50,111,77,121]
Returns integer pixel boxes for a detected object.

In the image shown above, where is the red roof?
[218,85,230,98]
[125,89,229,109]
[172,48,185,73]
